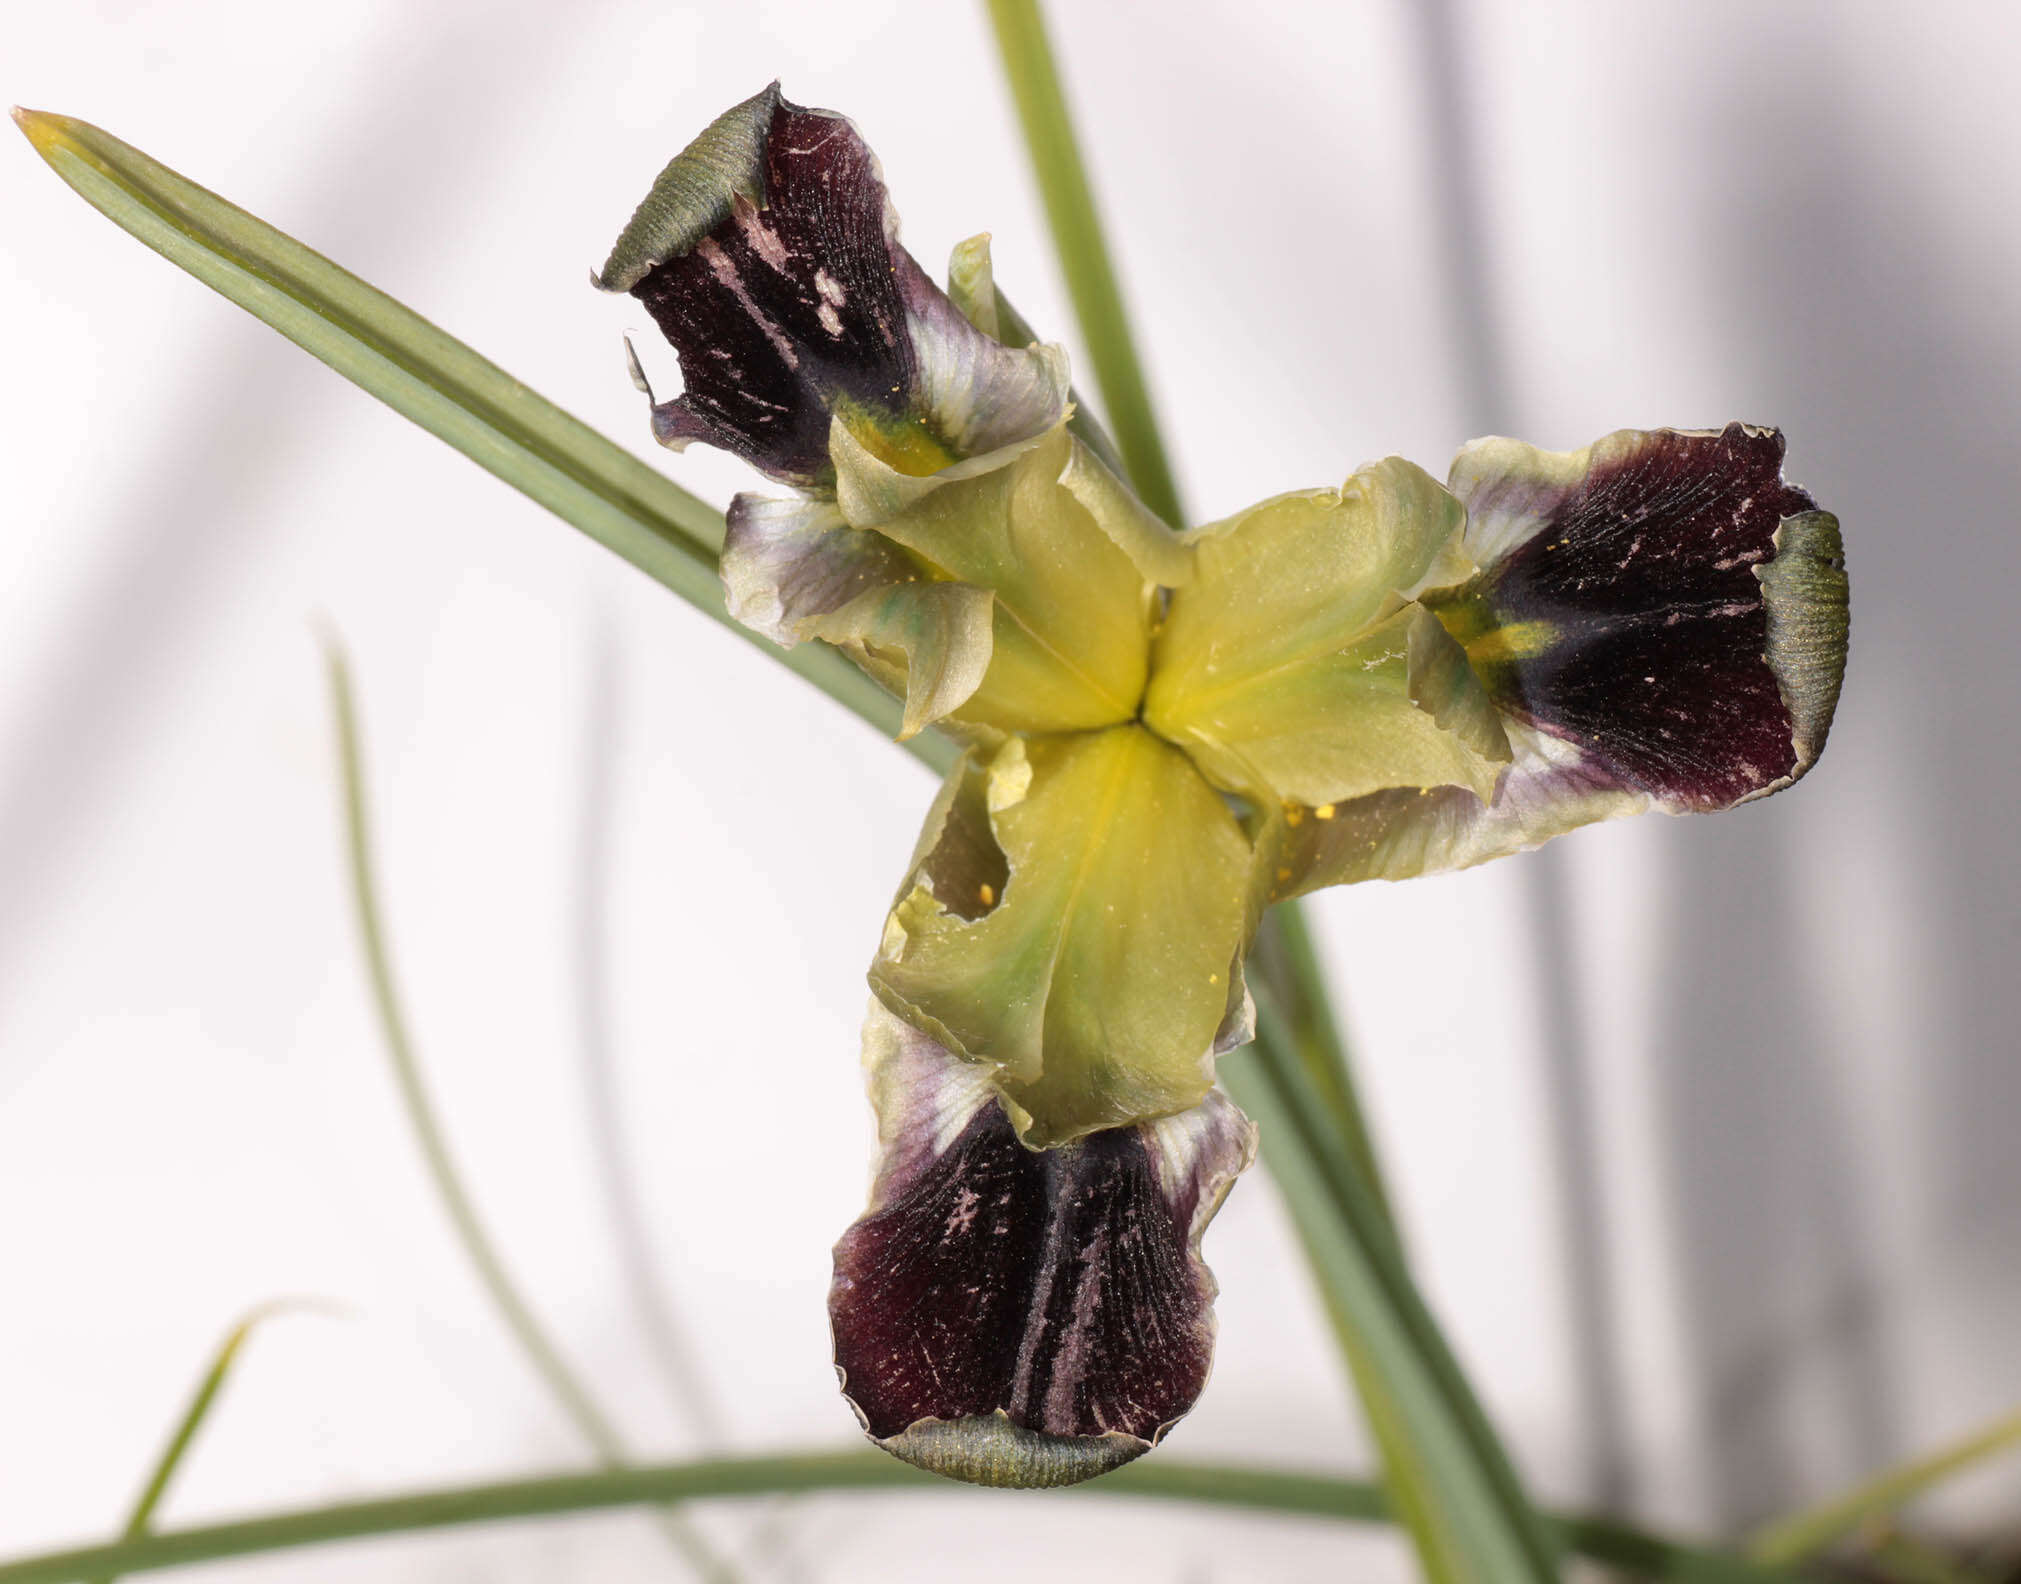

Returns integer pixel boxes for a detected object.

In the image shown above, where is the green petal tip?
[873,1412,1147,1489]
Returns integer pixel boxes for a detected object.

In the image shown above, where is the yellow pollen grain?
[1314,803,1336,820]
[1276,867,1292,883]
[1208,973,1220,986]
[978,882,995,906]
[1464,618,1558,665]
[1283,804,1304,827]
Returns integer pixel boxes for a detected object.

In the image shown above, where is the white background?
[4,2,2019,1579]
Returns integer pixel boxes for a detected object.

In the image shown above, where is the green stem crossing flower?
[0,1451,1797,1584]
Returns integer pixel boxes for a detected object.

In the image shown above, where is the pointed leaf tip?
[12,105,69,156]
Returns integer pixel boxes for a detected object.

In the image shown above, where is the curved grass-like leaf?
[12,109,953,778]
[1226,995,1565,1581]
[1748,1406,2021,1566]
[92,1303,334,1584]
[0,1450,1793,1584]
[329,645,735,1584]
[1247,907,1396,1229]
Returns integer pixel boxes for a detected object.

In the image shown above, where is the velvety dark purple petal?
[600,88,1067,492]
[1276,428,1848,890]
[1440,424,1839,809]
[830,1007,1254,1488]
[598,85,917,486]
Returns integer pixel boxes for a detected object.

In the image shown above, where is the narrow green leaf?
[328,643,736,1584]
[0,1450,1792,1584]
[976,8,1562,1571]
[1749,1405,2021,1567]
[93,1303,333,1584]
[1227,993,1565,1582]
[12,108,952,778]
[1859,1532,1992,1584]
[1250,903,1397,1230]
[983,0,1186,527]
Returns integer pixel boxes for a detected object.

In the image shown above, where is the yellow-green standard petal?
[801,580,997,740]
[1143,458,1504,806]
[1148,600,1509,808]
[871,726,1252,1148]
[1151,456,1469,687]
[840,423,1156,735]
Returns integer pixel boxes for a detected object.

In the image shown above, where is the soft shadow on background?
[1652,47,2021,1526]
[0,18,523,1035]
[1424,0,2012,1528]
[4,2,2019,1579]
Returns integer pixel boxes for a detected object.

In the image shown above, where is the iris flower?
[597,85,1849,1490]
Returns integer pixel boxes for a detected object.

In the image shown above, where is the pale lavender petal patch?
[719,492,916,646]
[896,249,1070,469]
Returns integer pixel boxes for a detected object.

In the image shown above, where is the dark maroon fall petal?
[1447,424,1819,809]
[597,85,917,487]
[829,1009,1253,1488]
[1278,426,1848,893]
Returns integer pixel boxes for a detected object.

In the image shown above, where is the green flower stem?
[1748,1405,2021,1567]
[11,109,955,782]
[328,647,735,1584]
[983,8,1556,1577]
[1230,994,1562,1579]
[1252,905,1398,1233]
[982,0,1186,527]
[0,1451,1793,1584]
[1861,1532,1991,1584]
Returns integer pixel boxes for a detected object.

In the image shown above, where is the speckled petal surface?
[599,85,915,486]
[1435,424,1845,809]
[830,1005,1255,1488]
[1276,425,1848,890]
[601,85,1066,491]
